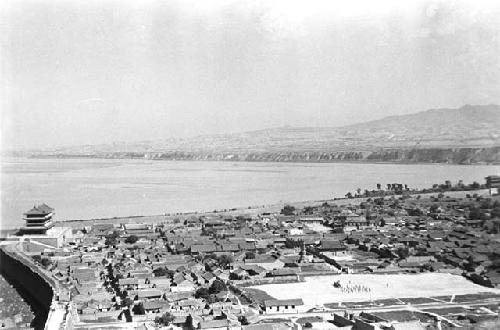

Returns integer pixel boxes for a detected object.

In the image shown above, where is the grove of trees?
[125,235,139,244]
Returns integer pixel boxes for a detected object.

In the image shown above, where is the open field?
[250,274,500,309]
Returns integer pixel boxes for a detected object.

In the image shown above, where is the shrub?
[209,279,227,294]
[281,204,295,216]
[155,312,174,325]
[125,235,139,244]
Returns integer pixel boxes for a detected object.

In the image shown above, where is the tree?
[153,267,167,277]
[396,247,410,260]
[421,263,434,272]
[285,238,302,248]
[281,205,295,216]
[469,207,481,220]
[207,294,217,304]
[345,192,353,199]
[229,272,240,280]
[379,218,386,227]
[41,257,52,268]
[125,235,139,244]
[429,204,440,213]
[105,230,120,246]
[303,206,314,214]
[185,315,194,330]
[155,312,175,326]
[217,255,233,269]
[408,208,423,216]
[122,297,133,308]
[209,279,227,294]
[238,316,249,325]
[493,218,500,234]
[132,303,145,315]
[32,255,42,263]
[153,267,174,278]
[195,287,210,300]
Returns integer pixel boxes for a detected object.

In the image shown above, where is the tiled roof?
[199,319,230,329]
[143,301,169,310]
[320,240,346,250]
[24,203,54,215]
[264,299,303,307]
[137,289,163,298]
[191,244,217,253]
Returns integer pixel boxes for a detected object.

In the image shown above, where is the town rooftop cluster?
[2,175,500,329]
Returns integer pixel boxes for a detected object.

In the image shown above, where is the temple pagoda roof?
[24,203,54,215]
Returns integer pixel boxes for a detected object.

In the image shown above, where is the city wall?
[0,244,55,330]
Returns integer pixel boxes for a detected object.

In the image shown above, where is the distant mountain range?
[22,104,500,164]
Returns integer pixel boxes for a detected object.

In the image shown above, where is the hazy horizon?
[2,0,500,150]
[4,103,500,152]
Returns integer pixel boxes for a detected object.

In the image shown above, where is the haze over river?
[1,157,499,229]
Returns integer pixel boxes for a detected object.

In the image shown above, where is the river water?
[1,157,498,229]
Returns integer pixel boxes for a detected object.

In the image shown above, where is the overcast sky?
[1,0,500,149]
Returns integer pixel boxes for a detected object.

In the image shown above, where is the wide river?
[1,157,499,229]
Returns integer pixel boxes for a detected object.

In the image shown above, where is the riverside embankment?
[55,188,490,229]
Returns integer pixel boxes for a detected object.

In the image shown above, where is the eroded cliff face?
[364,147,500,164]
[37,146,500,165]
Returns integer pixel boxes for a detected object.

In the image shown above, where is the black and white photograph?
[1,0,500,329]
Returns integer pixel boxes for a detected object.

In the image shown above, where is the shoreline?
[54,188,490,229]
[3,157,496,230]
[54,198,328,228]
